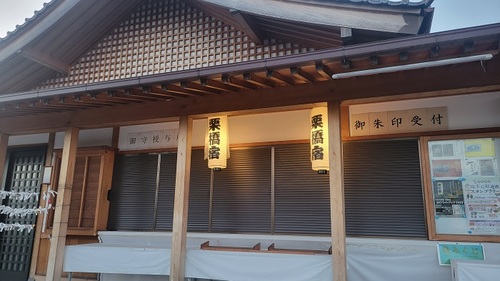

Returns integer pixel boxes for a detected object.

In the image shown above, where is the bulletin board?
[422,132,500,242]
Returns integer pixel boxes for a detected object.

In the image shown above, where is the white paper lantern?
[310,107,329,173]
[204,115,230,170]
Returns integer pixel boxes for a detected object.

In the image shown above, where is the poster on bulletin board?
[428,137,500,237]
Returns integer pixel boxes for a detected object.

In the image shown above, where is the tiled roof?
[341,0,433,7]
[0,0,433,43]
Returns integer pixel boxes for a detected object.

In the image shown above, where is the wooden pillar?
[30,132,56,278]
[170,116,193,281]
[46,128,79,281]
[327,102,347,281]
[0,133,9,186]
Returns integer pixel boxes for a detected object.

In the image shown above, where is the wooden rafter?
[181,81,223,95]
[200,79,240,93]
[290,67,316,83]
[225,76,260,90]
[316,63,335,79]
[244,73,276,88]
[266,70,296,86]
[162,84,205,97]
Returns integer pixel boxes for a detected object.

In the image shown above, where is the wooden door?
[0,147,45,281]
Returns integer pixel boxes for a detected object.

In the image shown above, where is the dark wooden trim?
[201,241,261,252]
[268,243,332,255]
[229,10,263,45]
[111,127,120,149]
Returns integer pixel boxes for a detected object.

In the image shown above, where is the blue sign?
[437,243,484,266]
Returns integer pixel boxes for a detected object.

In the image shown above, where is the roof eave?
[1,23,498,105]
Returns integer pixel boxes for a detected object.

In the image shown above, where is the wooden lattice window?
[49,147,114,236]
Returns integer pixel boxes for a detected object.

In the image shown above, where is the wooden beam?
[340,106,351,141]
[0,133,9,185]
[230,9,263,45]
[21,48,69,74]
[170,116,193,281]
[327,101,347,281]
[45,128,79,281]
[2,58,500,135]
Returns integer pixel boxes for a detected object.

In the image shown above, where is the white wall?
[349,91,500,130]
[8,133,49,146]
[54,128,113,149]
[119,110,310,151]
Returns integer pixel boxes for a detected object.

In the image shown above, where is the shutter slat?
[274,144,331,234]
[211,148,272,233]
[188,149,211,231]
[107,154,157,231]
[156,153,177,230]
[343,139,426,238]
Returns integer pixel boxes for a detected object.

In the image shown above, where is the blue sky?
[0,0,499,38]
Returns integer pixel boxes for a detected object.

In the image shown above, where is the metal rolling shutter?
[188,149,211,232]
[107,154,158,231]
[343,139,426,238]
[211,147,272,233]
[156,152,177,230]
[274,144,331,234]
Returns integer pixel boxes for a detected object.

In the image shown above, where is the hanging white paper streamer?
[0,205,50,217]
[0,223,35,232]
[0,190,39,201]
[41,188,57,233]
[42,189,57,202]
[0,189,57,232]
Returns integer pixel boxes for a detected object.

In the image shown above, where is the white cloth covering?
[64,232,500,281]
[64,243,170,275]
[64,243,331,281]
[451,260,500,281]
[186,249,332,281]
